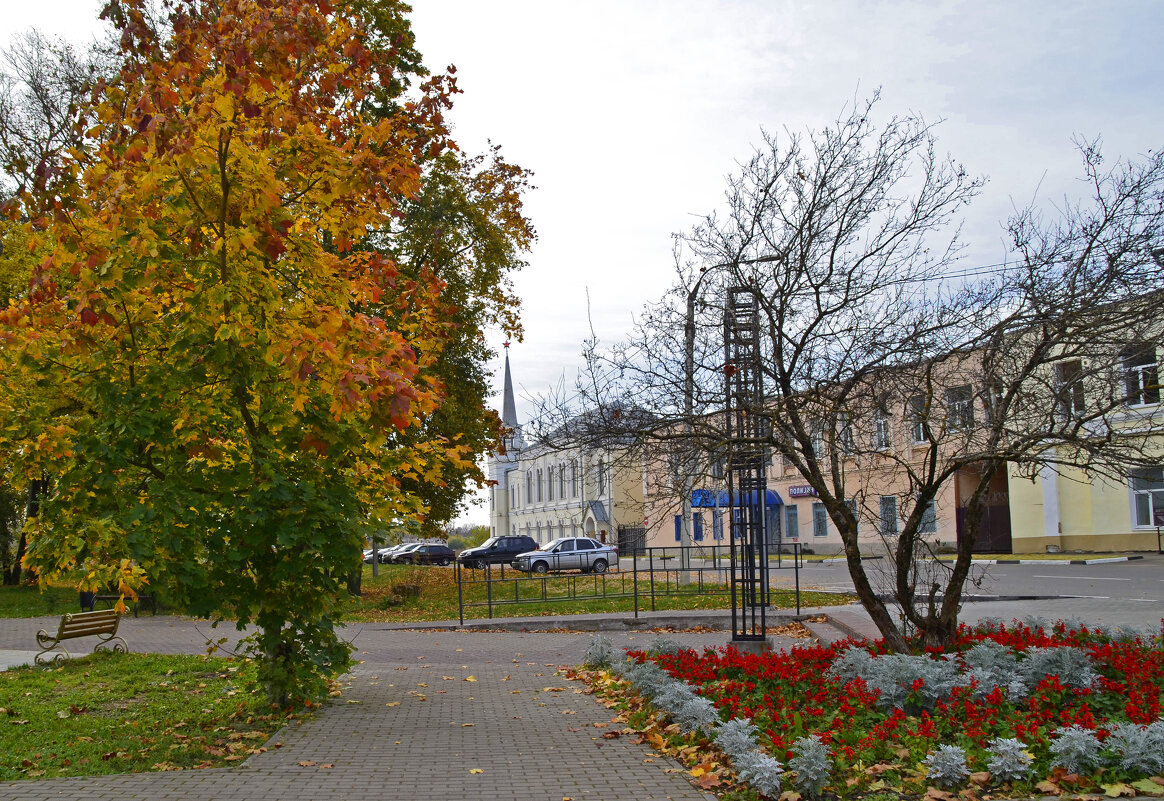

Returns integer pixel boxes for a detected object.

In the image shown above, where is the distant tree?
[564,96,1164,651]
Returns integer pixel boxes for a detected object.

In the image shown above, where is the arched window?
[548,467,556,501]
[536,469,543,501]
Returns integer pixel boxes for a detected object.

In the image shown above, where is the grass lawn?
[0,584,88,618]
[572,618,1164,800]
[0,651,296,781]
[343,564,851,622]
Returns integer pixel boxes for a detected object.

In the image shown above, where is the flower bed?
[576,618,1164,799]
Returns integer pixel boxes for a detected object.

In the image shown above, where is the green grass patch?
[0,584,84,618]
[343,564,850,622]
[0,651,296,781]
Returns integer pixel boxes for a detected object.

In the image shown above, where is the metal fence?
[454,543,804,624]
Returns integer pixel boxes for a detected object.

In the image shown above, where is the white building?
[487,350,642,546]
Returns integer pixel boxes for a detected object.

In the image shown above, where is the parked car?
[512,537,618,575]
[457,535,538,569]
[385,543,425,563]
[398,543,456,566]
[373,544,408,563]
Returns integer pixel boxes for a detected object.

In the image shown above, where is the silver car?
[512,537,618,575]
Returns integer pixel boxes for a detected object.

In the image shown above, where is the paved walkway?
[1,613,798,801]
[2,595,1161,800]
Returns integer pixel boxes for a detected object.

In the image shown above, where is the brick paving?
[0,617,763,801]
[2,593,1160,800]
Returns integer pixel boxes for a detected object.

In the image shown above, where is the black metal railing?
[454,544,803,624]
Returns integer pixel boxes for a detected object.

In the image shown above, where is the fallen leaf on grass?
[1131,779,1164,796]
[1036,781,1062,795]
[1103,783,1137,797]
[695,773,722,789]
[923,787,956,801]
[865,763,897,776]
[778,792,802,801]
[969,772,991,786]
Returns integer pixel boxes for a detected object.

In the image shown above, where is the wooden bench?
[35,609,128,664]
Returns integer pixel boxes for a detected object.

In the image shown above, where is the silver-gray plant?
[922,744,970,787]
[1105,722,1164,775]
[985,737,1033,782]
[732,749,784,797]
[1020,647,1096,691]
[582,633,614,668]
[647,636,684,656]
[621,659,672,699]
[714,717,759,757]
[1049,725,1104,774]
[788,735,832,797]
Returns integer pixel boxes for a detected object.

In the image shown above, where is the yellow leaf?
[1104,783,1137,798]
[469,768,484,774]
[464,676,477,682]
[385,702,400,707]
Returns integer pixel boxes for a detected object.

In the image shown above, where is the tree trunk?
[838,520,909,652]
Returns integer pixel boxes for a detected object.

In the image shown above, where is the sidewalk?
[2,598,1160,800]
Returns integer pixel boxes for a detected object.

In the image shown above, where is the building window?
[1130,468,1164,527]
[571,459,578,496]
[693,513,704,541]
[909,395,930,444]
[547,467,555,501]
[838,413,854,454]
[673,514,682,542]
[559,465,566,498]
[1055,359,1085,419]
[812,502,828,537]
[711,454,725,480]
[919,497,937,534]
[945,385,974,430]
[880,495,898,536]
[536,469,543,502]
[597,458,606,495]
[873,407,891,450]
[526,471,532,501]
[1122,345,1159,406]
[784,505,799,539]
[810,422,825,459]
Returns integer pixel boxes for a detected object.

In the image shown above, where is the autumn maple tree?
[0,0,527,705]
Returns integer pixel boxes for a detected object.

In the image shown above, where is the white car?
[512,537,618,575]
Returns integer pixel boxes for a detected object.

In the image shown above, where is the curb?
[939,555,1146,565]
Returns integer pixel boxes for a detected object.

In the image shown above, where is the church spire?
[501,342,519,430]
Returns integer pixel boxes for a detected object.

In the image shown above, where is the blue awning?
[690,489,783,508]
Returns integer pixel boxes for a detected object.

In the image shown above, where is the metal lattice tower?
[723,287,768,642]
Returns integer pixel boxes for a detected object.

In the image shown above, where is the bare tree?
[0,30,109,215]
[557,96,1164,651]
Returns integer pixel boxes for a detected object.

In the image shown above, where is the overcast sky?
[6,1,1164,524]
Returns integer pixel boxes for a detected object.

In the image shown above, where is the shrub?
[789,735,832,797]
[922,744,969,787]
